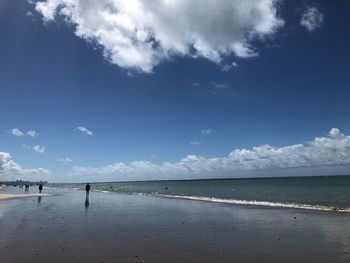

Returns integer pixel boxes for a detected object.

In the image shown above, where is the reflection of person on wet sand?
[85,195,89,209]
[37,196,42,204]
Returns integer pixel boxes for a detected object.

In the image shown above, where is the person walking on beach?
[39,183,43,194]
[85,183,90,195]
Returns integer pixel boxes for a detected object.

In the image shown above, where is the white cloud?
[69,128,350,181]
[58,157,73,163]
[34,0,284,72]
[76,126,93,136]
[27,130,39,137]
[0,151,51,181]
[300,6,324,32]
[11,128,24,137]
[201,128,213,135]
[11,128,39,137]
[23,144,45,154]
[33,145,45,154]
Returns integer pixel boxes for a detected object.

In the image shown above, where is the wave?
[157,194,350,213]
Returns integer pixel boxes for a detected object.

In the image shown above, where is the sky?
[1,0,350,183]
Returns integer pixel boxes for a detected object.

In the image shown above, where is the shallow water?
[51,176,350,211]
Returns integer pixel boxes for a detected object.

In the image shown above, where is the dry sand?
[1,188,350,263]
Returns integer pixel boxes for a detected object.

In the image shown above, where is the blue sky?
[1,0,350,182]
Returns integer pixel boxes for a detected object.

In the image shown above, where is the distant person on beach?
[39,183,43,194]
[85,183,90,195]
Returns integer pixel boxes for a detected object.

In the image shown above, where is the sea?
[50,176,350,212]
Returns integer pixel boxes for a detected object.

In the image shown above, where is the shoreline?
[46,176,350,214]
[156,193,350,213]
[42,186,350,213]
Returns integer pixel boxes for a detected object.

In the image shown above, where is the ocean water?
[51,176,350,212]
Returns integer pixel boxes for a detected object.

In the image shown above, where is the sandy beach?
[1,188,350,263]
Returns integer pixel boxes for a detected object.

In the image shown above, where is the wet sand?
[1,188,350,263]
[0,193,53,200]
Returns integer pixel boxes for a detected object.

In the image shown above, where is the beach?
[1,187,350,263]
[0,193,53,200]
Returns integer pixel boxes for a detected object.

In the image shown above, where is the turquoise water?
[51,176,350,212]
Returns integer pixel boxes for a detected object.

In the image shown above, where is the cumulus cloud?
[201,128,213,135]
[34,0,284,72]
[300,6,324,31]
[11,128,24,137]
[0,151,51,181]
[76,126,93,136]
[70,128,350,181]
[27,130,39,137]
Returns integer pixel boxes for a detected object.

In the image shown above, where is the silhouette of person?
[85,183,90,196]
[39,183,43,194]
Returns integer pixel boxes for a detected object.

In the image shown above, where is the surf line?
[156,194,350,213]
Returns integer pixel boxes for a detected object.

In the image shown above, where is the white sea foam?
[93,190,111,194]
[43,186,56,190]
[157,194,350,213]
